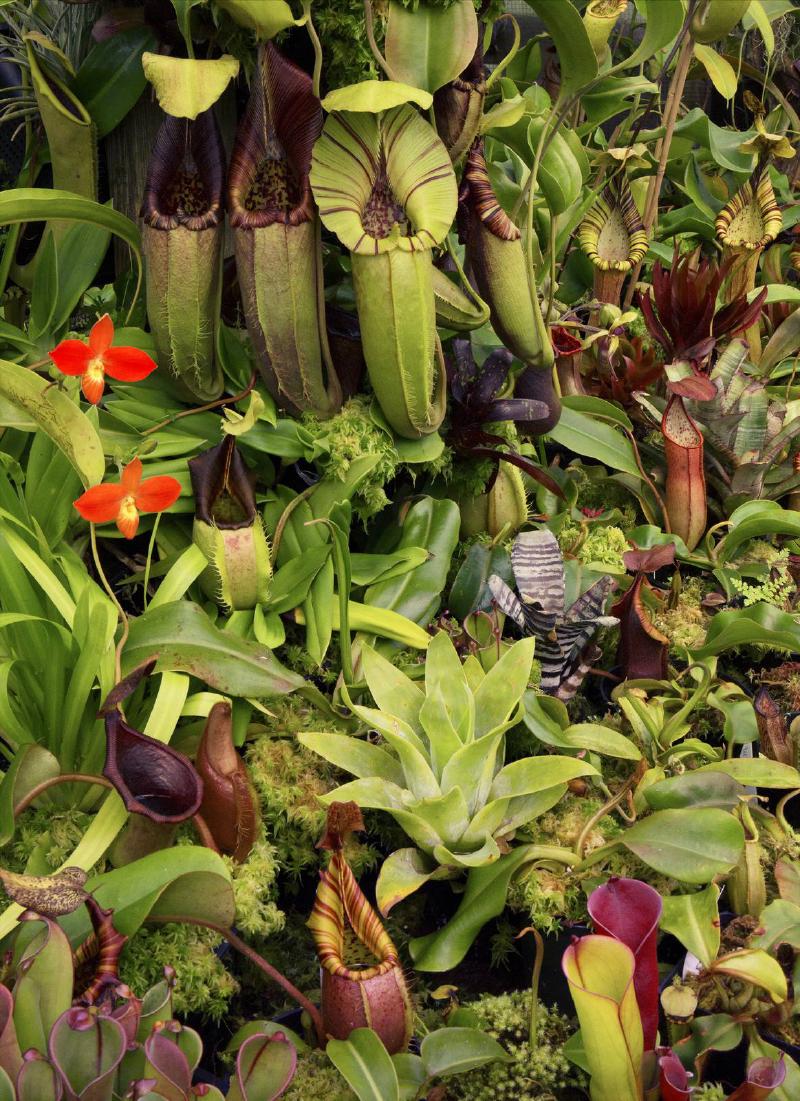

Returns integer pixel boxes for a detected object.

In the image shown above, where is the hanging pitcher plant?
[578,179,648,307]
[662,394,707,552]
[715,169,782,361]
[310,91,457,439]
[141,108,226,402]
[188,435,272,611]
[459,140,559,432]
[308,802,413,1054]
[433,43,486,164]
[229,43,342,418]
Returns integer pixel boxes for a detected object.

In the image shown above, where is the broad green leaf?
[489,756,597,800]
[410,844,559,970]
[29,231,58,341]
[319,778,409,813]
[0,188,141,288]
[392,1053,425,1101]
[326,1029,400,1101]
[424,630,474,743]
[420,1028,511,1078]
[0,745,60,846]
[0,359,105,488]
[751,898,800,956]
[49,221,110,334]
[267,546,331,614]
[695,758,800,789]
[385,0,478,93]
[548,405,640,477]
[660,885,720,967]
[59,845,235,941]
[717,501,800,562]
[473,637,535,739]
[215,0,302,37]
[760,308,800,376]
[298,733,405,786]
[523,1,598,103]
[123,600,308,698]
[709,948,787,1003]
[645,771,746,811]
[691,604,800,658]
[72,26,156,137]
[349,548,429,586]
[449,542,512,623]
[693,44,738,99]
[440,729,503,814]
[361,645,425,736]
[142,53,240,118]
[620,809,744,883]
[609,0,684,72]
[365,497,460,627]
[321,80,433,113]
[376,848,450,916]
[558,722,642,760]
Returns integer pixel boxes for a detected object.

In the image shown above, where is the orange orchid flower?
[49,314,157,404]
[74,458,181,539]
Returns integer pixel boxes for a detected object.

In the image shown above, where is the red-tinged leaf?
[612,574,669,681]
[668,373,717,401]
[103,711,203,824]
[622,543,676,573]
[196,702,260,862]
[728,1056,786,1099]
[662,394,707,552]
[588,877,663,1050]
[658,1047,692,1101]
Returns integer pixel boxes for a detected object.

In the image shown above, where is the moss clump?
[692,1087,726,1101]
[246,701,377,882]
[119,923,237,1022]
[226,837,285,938]
[445,994,586,1100]
[302,397,401,523]
[652,577,709,653]
[9,807,94,873]
[283,1049,356,1101]
[559,523,629,571]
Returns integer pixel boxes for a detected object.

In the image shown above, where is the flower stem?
[90,524,129,687]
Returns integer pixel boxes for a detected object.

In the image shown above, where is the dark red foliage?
[587,877,663,1050]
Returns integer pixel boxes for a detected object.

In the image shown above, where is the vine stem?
[575,774,637,860]
[149,914,326,1046]
[141,372,257,437]
[302,0,324,101]
[622,33,694,309]
[13,773,113,817]
[516,926,544,1049]
[90,524,129,687]
[364,0,396,80]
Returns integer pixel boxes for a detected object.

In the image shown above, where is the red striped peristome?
[73,898,128,1005]
[308,838,413,1053]
[462,141,520,242]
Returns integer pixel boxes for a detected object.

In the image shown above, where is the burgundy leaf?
[713,287,768,342]
[755,688,793,766]
[658,1047,692,1101]
[98,658,157,715]
[188,434,258,529]
[611,574,670,681]
[103,712,203,824]
[196,702,260,862]
[588,877,663,1050]
[486,397,550,423]
[622,543,676,574]
[668,371,718,401]
[552,325,582,358]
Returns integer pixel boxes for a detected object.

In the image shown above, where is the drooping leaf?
[0,359,105,487]
[660,885,721,968]
[619,808,744,883]
[142,53,240,118]
[385,0,479,93]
